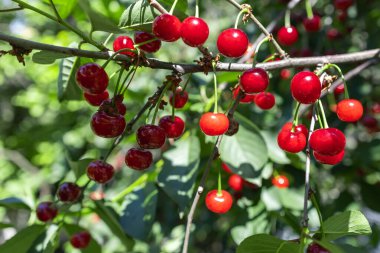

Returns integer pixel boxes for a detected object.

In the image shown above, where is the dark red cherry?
[205,190,233,214]
[57,182,81,202]
[169,87,188,108]
[309,128,346,155]
[307,243,330,253]
[336,99,363,122]
[228,174,244,192]
[217,28,249,58]
[87,160,114,184]
[76,63,109,94]
[361,115,378,129]
[99,97,126,116]
[277,129,306,153]
[180,16,209,47]
[134,31,161,53]
[136,124,166,149]
[199,112,229,136]
[303,15,321,32]
[334,0,354,10]
[70,231,91,249]
[280,69,291,80]
[233,86,255,104]
[334,84,345,96]
[91,111,125,138]
[290,71,321,104]
[84,90,109,106]
[254,92,275,110]
[272,175,289,188]
[113,36,136,58]
[239,68,269,94]
[372,103,380,114]
[327,28,342,41]
[152,14,182,42]
[36,202,58,222]
[313,150,345,165]
[158,115,185,138]
[277,26,299,46]
[125,148,153,170]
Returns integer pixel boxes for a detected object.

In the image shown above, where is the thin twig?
[48,0,62,21]
[0,7,23,12]
[148,0,169,14]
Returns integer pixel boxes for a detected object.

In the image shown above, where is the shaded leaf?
[0,225,45,253]
[119,0,159,32]
[32,51,70,65]
[68,158,94,179]
[0,197,30,210]
[261,130,290,165]
[237,234,300,253]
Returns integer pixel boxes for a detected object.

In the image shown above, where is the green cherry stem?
[182,73,192,91]
[195,0,199,18]
[318,100,329,128]
[118,68,134,94]
[292,102,301,131]
[134,38,158,48]
[252,36,270,67]
[212,62,218,113]
[217,166,222,195]
[114,68,125,97]
[234,8,249,29]
[328,63,350,99]
[169,0,179,14]
[103,33,114,47]
[285,9,291,28]
[315,102,324,129]
[101,48,137,69]
[151,82,172,125]
[262,54,278,63]
[305,0,314,19]
[171,85,176,121]
[310,193,325,239]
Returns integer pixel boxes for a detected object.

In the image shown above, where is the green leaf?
[63,224,101,253]
[42,0,77,19]
[261,131,290,164]
[93,201,134,250]
[0,223,13,229]
[261,187,304,211]
[237,234,300,253]
[119,0,159,32]
[32,51,70,65]
[57,56,84,102]
[68,158,94,179]
[0,225,46,253]
[0,197,31,210]
[28,224,60,253]
[157,133,200,212]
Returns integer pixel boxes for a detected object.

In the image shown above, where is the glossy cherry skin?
[70,231,91,249]
[309,128,346,155]
[233,86,255,103]
[169,87,188,108]
[100,98,126,116]
[36,202,58,222]
[277,26,299,46]
[158,115,185,138]
[254,92,275,110]
[91,111,126,138]
[136,124,166,149]
[272,175,289,188]
[290,71,321,104]
[228,174,244,192]
[334,0,353,10]
[314,150,345,165]
[152,14,182,42]
[240,68,269,94]
[334,84,345,96]
[303,15,321,32]
[125,148,153,170]
[134,31,161,53]
[180,16,209,47]
[222,162,233,174]
[76,63,109,94]
[57,182,81,202]
[282,122,308,137]
[277,129,306,153]
[84,90,109,106]
[113,36,136,58]
[199,112,229,136]
[307,243,330,253]
[205,190,233,214]
[87,160,115,184]
[217,28,249,58]
[336,99,363,122]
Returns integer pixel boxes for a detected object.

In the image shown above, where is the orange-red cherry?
[205,190,233,214]
[272,175,289,188]
[336,99,363,122]
[199,112,229,136]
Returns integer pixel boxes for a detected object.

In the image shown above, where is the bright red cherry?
[169,87,188,108]
[57,182,81,202]
[307,243,330,253]
[222,162,233,174]
[336,99,363,122]
[205,190,233,214]
[84,90,109,106]
[282,122,309,137]
[309,128,346,155]
[313,150,345,165]
[303,15,321,32]
[70,231,91,249]
[91,111,125,138]
[290,71,321,104]
[76,63,109,94]
[87,160,114,184]
[199,112,229,136]
[272,175,289,188]
[152,14,182,42]
[277,26,299,46]
[134,31,161,53]
[180,16,209,47]
[228,174,244,192]
[217,28,249,58]
[125,148,153,170]
[280,69,291,80]
[113,36,136,58]
[136,124,166,149]
[254,92,275,110]
[334,0,354,10]
[36,202,58,222]
[277,129,306,153]
[239,68,269,94]
[334,84,345,96]
[158,115,185,138]
[233,86,255,104]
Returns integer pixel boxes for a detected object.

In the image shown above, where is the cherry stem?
[195,0,199,18]
[212,62,218,113]
[252,36,270,67]
[317,100,329,128]
[48,0,62,21]
[114,68,125,97]
[285,9,291,28]
[234,9,249,29]
[151,81,172,125]
[329,63,350,99]
[118,68,135,94]
[134,38,158,48]
[169,0,179,14]
[292,102,301,131]
[182,73,192,92]
[305,0,314,19]
[103,33,114,47]
[217,166,222,195]
[262,54,278,63]
[171,85,176,121]
[315,102,324,129]
[101,48,136,69]
[310,193,325,239]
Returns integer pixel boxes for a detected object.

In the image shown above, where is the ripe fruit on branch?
[334,84,345,96]
[99,97,127,116]
[228,174,244,192]
[290,71,321,104]
[158,115,185,138]
[84,90,109,106]
[217,28,249,58]
[70,231,91,249]
[91,111,126,138]
[239,68,269,94]
[280,69,291,80]
[277,128,306,153]
[272,175,289,188]
[313,150,345,165]
[361,115,378,129]
[125,148,153,170]
[336,99,363,122]
[152,14,182,42]
[277,26,299,46]
[134,31,161,53]
[36,202,58,222]
[222,162,233,174]
[180,16,209,47]
[113,36,136,57]
[87,160,115,184]
[254,92,275,110]
[281,122,308,137]
[307,243,330,253]
[233,86,255,104]
[57,182,81,202]
[303,15,321,32]
[199,112,229,136]
[205,190,233,214]
[309,128,346,155]
[136,124,166,149]
[76,63,109,94]
[334,0,354,10]
[169,87,189,108]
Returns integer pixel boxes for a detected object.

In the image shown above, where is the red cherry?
[222,162,233,174]
[309,128,346,155]
[205,190,233,214]
[152,14,182,42]
[327,28,342,41]
[158,115,185,138]
[334,0,354,10]
[233,86,255,104]
[280,69,291,80]
[117,102,127,116]
[303,15,321,32]
[277,26,299,46]
[254,92,275,110]
[336,99,363,122]
[76,63,109,94]
[272,175,289,188]
[307,243,330,253]
[36,202,58,222]
[84,91,109,106]
[91,111,126,138]
[99,97,126,116]
[134,31,161,53]
[169,87,189,108]
[239,68,269,94]
[281,122,308,137]
[217,28,249,58]
[136,124,166,149]
[87,160,114,184]
[113,36,136,57]
[57,182,81,202]
[180,16,209,47]
[337,10,348,22]
[372,103,380,114]
[125,148,153,170]
[70,231,91,249]
[290,71,321,104]
[361,115,378,129]
[199,112,229,136]
[277,129,306,153]
[228,174,244,192]
[334,84,345,96]
[313,150,345,165]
